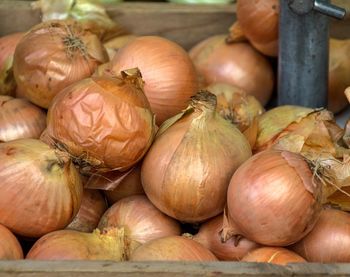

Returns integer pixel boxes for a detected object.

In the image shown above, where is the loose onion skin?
[142,91,252,223]
[189,35,274,106]
[130,236,218,261]
[98,195,181,245]
[0,96,46,142]
[0,139,83,238]
[13,20,107,108]
[193,215,260,261]
[0,224,23,260]
[106,36,198,124]
[104,35,137,60]
[66,189,107,233]
[291,209,350,263]
[242,247,306,265]
[225,150,322,246]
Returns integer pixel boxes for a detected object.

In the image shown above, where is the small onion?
[242,247,306,265]
[66,189,107,233]
[0,139,83,237]
[104,35,137,60]
[225,150,322,246]
[291,209,350,262]
[189,35,274,105]
[193,215,260,261]
[0,96,46,142]
[130,236,218,261]
[13,20,108,108]
[142,91,252,223]
[0,224,23,260]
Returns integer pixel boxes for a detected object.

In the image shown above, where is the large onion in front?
[0,224,23,260]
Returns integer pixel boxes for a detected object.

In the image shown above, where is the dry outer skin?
[242,247,305,264]
[0,224,23,260]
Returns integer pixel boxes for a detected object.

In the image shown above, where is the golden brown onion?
[13,20,107,108]
[104,35,137,60]
[0,224,23,260]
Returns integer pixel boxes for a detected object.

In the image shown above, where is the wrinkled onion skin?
[227,150,322,246]
[0,96,46,142]
[189,35,274,106]
[0,139,82,238]
[98,195,181,244]
[130,236,218,261]
[291,209,350,263]
[0,224,23,260]
[242,247,306,265]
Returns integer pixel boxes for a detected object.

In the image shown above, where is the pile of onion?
[0,224,23,260]
[0,96,46,142]
[0,139,83,237]
[189,35,274,106]
[224,150,322,246]
[13,20,108,108]
[104,35,137,60]
[45,68,156,174]
[142,91,252,223]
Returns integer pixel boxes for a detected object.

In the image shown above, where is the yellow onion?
[13,20,108,108]
[224,150,322,246]
[0,139,82,237]
[104,35,137,60]
[242,247,306,264]
[0,32,24,96]
[130,236,218,261]
[66,189,107,233]
[291,209,350,262]
[26,228,126,261]
[0,224,23,260]
[142,91,252,223]
[189,35,274,106]
[0,96,46,142]
[105,36,198,124]
[46,69,156,174]
[193,215,260,261]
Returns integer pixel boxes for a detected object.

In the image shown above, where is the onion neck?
[121,68,144,91]
[190,90,217,116]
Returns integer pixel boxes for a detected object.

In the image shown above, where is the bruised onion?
[13,20,107,108]
[46,69,156,173]
[142,91,251,223]
[66,189,107,233]
[0,139,82,237]
[224,150,322,246]
[0,96,46,142]
[104,35,137,60]
[0,224,23,260]
[130,236,218,261]
[193,215,260,261]
[189,35,274,105]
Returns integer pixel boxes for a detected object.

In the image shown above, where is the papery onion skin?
[13,20,108,108]
[0,139,82,237]
[242,247,306,265]
[98,195,181,245]
[291,209,350,262]
[130,236,218,261]
[0,96,46,142]
[142,91,252,223]
[104,35,137,60]
[0,224,23,260]
[66,189,107,233]
[226,150,322,246]
[189,35,274,106]
[107,36,198,124]
[193,215,260,261]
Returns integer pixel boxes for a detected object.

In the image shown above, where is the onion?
[0,224,23,260]
[0,139,82,237]
[224,150,322,246]
[104,35,137,60]
[106,36,198,124]
[130,236,218,261]
[13,20,108,108]
[66,189,107,233]
[291,209,350,262]
[193,215,260,261]
[0,96,46,142]
[0,32,24,96]
[242,247,306,265]
[189,35,274,106]
[142,91,252,223]
[26,228,126,261]
[46,69,156,174]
